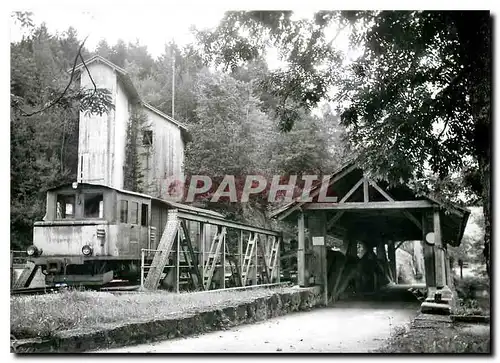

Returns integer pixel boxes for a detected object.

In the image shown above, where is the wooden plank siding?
[77,58,185,199]
[141,107,185,200]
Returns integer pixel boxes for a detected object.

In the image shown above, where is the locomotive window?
[141,204,148,226]
[56,194,75,219]
[84,193,104,218]
[119,200,128,223]
[130,202,139,224]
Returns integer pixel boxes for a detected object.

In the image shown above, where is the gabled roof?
[47,182,223,218]
[73,55,189,133]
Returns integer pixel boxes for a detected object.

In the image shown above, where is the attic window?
[143,130,153,146]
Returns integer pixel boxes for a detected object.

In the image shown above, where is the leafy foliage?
[123,107,149,193]
[194,11,345,131]
[337,10,491,274]
[10,18,348,248]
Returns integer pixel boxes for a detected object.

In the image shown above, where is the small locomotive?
[26,182,220,287]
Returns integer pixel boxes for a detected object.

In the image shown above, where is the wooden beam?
[434,208,446,288]
[339,178,364,203]
[297,212,306,287]
[395,241,405,250]
[365,180,422,230]
[303,200,434,210]
[309,212,328,305]
[403,211,423,230]
[367,179,394,202]
[326,211,345,230]
[422,213,436,288]
[177,211,280,236]
[278,163,358,220]
[387,241,396,282]
[363,178,369,203]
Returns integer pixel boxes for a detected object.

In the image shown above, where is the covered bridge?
[270,160,470,314]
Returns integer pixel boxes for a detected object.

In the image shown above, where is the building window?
[143,130,153,146]
[119,200,128,223]
[141,204,148,226]
[56,195,75,219]
[130,201,139,224]
[84,193,104,218]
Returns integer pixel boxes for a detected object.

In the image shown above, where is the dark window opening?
[143,130,153,146]
[56,195,75,219]
[130,201,139,224]
[141,204,148,226]
[119,200,128,223]
[84,193,104,218]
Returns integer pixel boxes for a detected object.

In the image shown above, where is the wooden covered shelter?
[270,160,470,313]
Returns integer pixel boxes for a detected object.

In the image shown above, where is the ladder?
[267,236,280,282]
[13,262,38,289]
[143,210,180,290]
[202,226,226,290]
[179,221,203,290]
[241,232,257,286]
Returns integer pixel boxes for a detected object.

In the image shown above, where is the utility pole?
[172,51,175,119]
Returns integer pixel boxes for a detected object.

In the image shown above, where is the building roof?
[73,55,189,133]
[47,182,224,218]
[269,160,470,247]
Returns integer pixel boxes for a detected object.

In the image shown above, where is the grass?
[377,323,490,353]
[377,274,491,354]
[11,286,297,340]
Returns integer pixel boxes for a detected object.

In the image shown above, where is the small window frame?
[141,203,149,227]
[142,130,153,147]
[56,194,76,220]
[83,193,104,219]
[119,200,128,223]
[130,201,139,225]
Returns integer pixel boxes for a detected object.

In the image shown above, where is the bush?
[455,275,489,301]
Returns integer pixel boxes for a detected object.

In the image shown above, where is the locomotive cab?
[28,183,153,287]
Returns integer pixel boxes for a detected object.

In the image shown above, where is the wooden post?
[277,236,281,284]
[221,230,226,289]
[297,212,306,287]
[433,208,446,288]
[443,244,453,288]
[376,239,387,287]
[422,213,436,287]
[238,230,243,273]
[387,241,396,283]
[309,212,328,305]
[175,229,180,293]
[200,222,205,288]
[254,234,258,285]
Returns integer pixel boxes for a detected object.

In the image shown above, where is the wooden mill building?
[74,55,187,199]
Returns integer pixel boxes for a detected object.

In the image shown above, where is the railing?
[140,247,280,292]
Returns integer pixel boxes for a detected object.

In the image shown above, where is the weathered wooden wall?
[78,62,118,187]
[78,60,185,196]
[140,107,185,200]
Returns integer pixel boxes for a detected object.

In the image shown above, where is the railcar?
[26,182,221,287]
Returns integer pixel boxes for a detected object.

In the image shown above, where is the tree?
[338,11,491,276]
[193,10,491,276]
[10,23,114,249]
[194,11,344,131]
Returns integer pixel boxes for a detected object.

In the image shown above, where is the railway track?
[10,280,141,296]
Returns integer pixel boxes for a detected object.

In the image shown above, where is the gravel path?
[97,300,420,353]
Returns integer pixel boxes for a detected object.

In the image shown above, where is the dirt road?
[97,300,420,353]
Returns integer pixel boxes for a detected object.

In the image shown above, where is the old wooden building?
[74,55,187,199]
[270,160,470,314]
